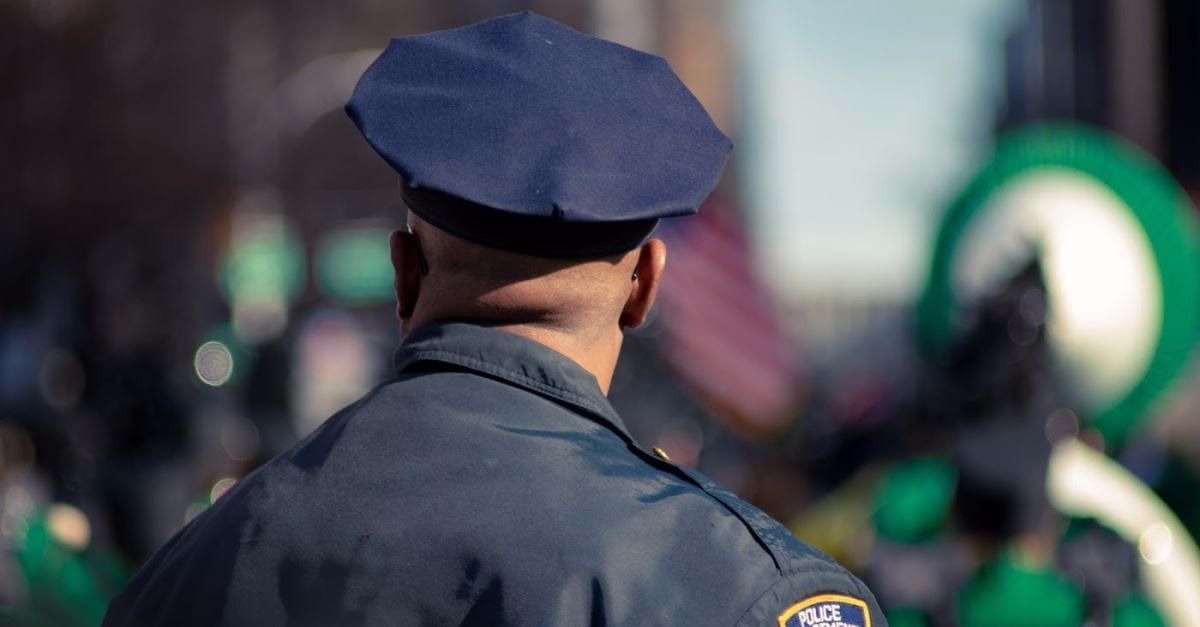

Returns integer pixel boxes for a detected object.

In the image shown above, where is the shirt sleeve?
[735,564,888,627]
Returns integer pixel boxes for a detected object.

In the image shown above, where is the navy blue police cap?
[346,11,732,258]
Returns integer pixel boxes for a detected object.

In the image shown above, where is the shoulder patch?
[777,594,870,627]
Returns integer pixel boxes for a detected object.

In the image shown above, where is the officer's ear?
[389,230,424,323]
[620,238,666,329]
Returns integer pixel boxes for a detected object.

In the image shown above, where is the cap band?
[402,184,658,259]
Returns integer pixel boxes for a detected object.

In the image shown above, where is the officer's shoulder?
[664,468,886,626]
[730,512,885,627]
[560,447,881,623]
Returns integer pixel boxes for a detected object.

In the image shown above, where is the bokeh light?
[220,417,261,462]
[1044,408,1080,444]
[314,225,394,304]
[46,503,91,551]
[193,341,234,387]
[219,208,305,344]
[1139,522,1173,565]
[209,477,238,503]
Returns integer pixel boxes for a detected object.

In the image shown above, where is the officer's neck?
[405,312,623,395]
[492,322,624,395]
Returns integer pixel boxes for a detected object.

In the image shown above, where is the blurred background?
[4,0,1200,625]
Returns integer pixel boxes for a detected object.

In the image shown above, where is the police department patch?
[777,594,870,627]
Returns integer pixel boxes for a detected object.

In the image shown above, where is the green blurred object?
[218,217,305,307]
[884,606,931,627]
[918,124,1200,448]
[12,507,127,626]
[958,553,1085,627]
[314,227,394,304]
[1112,593,1166,627]
[873,456,956,543]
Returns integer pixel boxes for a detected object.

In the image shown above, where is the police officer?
[104,12,884,626]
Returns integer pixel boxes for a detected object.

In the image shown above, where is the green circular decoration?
[918,124,1200,446]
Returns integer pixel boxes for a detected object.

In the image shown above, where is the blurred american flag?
[656,195,803,435]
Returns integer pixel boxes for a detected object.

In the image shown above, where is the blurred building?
[1002,0,1200,191]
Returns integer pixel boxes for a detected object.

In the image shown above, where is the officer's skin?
[389,213,667,393]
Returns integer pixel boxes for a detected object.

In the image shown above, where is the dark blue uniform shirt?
[105,322,884,626]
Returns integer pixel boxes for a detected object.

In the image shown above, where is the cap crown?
[346,11,731,224]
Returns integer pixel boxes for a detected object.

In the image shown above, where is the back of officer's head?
[348,12,730,339]
[392,213,665,341]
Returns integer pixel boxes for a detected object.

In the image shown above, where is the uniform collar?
[393,321,634,442]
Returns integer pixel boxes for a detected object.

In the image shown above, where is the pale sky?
[735,0,1026,305]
